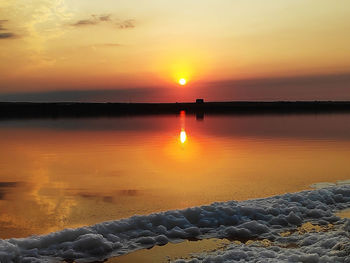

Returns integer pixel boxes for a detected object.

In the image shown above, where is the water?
[108,238,232,263]
[0,112,350,239]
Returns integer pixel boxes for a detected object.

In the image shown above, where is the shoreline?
[2,101,350,118]
[1,185,349,262]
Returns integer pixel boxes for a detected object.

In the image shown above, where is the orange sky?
[1,0,350,101]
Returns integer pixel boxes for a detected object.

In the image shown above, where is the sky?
[1,0,350,102]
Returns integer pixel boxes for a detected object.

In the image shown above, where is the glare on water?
[1,112,350,238]
[180,130,187,144]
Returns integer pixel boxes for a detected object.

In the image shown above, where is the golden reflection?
[2,115,350,239]
[180,129,187,144]
[336,208,350,219]
[179,110,187,144]
[107,238,231,263]
[180,110,186,126]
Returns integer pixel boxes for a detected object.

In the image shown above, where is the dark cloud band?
[0,20,17,39]
[0,32,16,39]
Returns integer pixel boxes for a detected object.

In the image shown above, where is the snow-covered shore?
[1,186,349,263]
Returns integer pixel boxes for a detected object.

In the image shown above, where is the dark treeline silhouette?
[2,101,350,119]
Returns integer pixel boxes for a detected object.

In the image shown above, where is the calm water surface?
[1,112,350,239]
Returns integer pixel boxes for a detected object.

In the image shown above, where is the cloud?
[0,19,8,31]
[98,15,111,22]
[117,19,135,29]
[72,19,98,26]
[0,32,16,39]
[0,20,17,39]
[71,14,135,29]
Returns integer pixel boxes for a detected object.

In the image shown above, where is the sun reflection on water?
[180,129,187,144]
[3,114,350,239]
[179,110,187,144]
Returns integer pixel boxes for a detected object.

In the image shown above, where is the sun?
[179,78,187,86]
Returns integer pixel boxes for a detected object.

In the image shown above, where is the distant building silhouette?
[196,98,204,104]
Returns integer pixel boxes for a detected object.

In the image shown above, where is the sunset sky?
[1,0,350,102]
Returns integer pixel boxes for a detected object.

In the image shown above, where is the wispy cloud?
[117,19,135,29]
[0,32,16,39]
[71,14,112,26]
[72,19,98,26]
[71,14,135,29]
[0,20,17,39]
[0,20,8,31]
[98,15,111,22]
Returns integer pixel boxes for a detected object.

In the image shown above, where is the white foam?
[175,227,350,263]
[0,186,349,262]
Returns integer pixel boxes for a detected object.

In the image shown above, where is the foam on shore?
[0,186,349,262]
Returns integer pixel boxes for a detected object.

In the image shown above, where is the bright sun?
[179,78,187,85]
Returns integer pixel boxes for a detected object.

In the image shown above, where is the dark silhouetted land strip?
[2,101,350,119]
